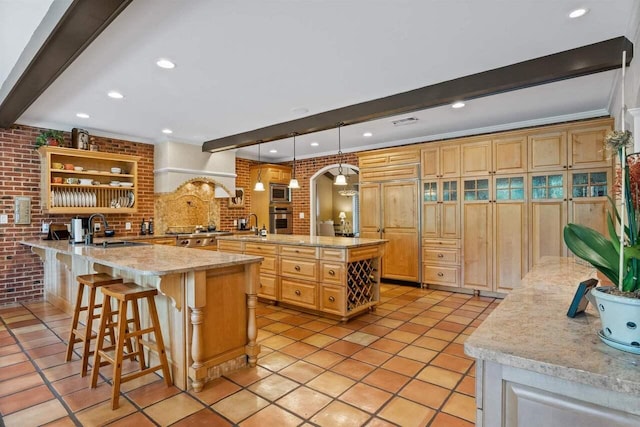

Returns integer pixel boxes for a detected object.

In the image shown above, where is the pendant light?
[253,142,265,191]
[288,133,300,189]
[334,123,347,186]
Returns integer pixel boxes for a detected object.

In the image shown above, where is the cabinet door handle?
[260,282,263,287]
[377,228,380,232]
[328,269,335,276]
[295,265,301,271]
[568,165,573,169]
[563,165,567,169]
[437,253,444,258]
[437,272,444,277]
[328,296,335,302]
[295,289,301,296]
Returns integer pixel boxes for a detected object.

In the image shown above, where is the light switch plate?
[0,214,7,224]
[125,222,131,230]
[299,212,304,219]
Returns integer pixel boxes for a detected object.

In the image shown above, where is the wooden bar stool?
[65,273,123,377]
[91,282,172,410]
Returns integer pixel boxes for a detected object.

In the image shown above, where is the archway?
[309,163,359,236]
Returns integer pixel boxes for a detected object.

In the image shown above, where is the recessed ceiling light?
[76,113,90,119]
[452,101,466,109]
[162,128,173,134]
[269,149,278,153]
[156,58,176,69]
[363,132,373,137]
[569,8,588,18]
[310,142,319,147]
[107,91,124,99]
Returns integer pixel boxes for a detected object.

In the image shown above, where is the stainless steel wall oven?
[269,205,293,234]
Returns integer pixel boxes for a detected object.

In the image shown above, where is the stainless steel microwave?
[270,183,291,203]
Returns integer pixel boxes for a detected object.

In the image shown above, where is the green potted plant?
[35,130,65,148]
[564,129,640,354]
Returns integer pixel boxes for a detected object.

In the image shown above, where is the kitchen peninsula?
[20,239,263,392]
[217,234,387,320]
[464,257,640,426]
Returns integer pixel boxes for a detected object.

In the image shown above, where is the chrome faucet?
[248,213,259,235]
[85,213,109,245]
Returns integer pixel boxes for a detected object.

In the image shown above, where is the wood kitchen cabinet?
[421,143,460,179]
[39,146,139,214]
[461,136,526,176]
[249,163,292,231]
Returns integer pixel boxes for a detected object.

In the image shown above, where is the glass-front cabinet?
[423,179,460,239]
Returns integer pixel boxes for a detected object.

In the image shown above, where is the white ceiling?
[6,0,640,162]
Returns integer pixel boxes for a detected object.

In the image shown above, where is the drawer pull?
[437,253,444,258]
[328,296,335,302]
[328,269,335,276]
[437,272,444,277]
[260,282,263,287]
[295,289,301,296]
[295,249,300,253]
[295,265,301,271]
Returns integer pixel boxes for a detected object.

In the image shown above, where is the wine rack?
[346,259,376,312]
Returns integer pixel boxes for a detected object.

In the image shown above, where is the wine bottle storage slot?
[347,259,375,312]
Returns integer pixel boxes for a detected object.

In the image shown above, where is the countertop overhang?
[216,234,388,248]
[20,239,262,276]
[464,256,640,396]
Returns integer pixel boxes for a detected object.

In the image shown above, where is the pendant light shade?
[288,133,300,189]
[254,143,265,192]
[334,123,347,186]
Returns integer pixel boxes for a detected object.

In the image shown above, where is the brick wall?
[0,124,154,305]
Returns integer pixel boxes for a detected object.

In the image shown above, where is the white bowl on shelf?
[79,178,92,185]
[120,182,134,187]
[74,166,84,171]
[110,167,122,174]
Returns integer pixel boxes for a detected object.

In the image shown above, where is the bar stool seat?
[65,273,123,377]
[91,282,172,409]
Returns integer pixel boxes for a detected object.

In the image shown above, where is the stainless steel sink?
[92,240,150,248]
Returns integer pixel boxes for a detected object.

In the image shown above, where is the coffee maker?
[237,218,247,230]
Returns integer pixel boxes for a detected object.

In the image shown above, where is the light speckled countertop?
[464,257,640,395]
[216,234,387,248]
[20,239,262,276]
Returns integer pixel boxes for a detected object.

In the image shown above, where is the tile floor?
[0,283,498,426]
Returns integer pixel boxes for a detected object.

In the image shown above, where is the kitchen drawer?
[422,248,460,265]
[281,279,316,309]
[320,248,346,261]
[280,258,317,281]
[423,265,460,286]
[258,255,277,274]
[347,245,383,262]
[280,245,318,259]
[217,240,243,253]
[258,274,277,300]
[320,262,345,286]
[320,285,345,316]
[245,242,277,255]
[422,238,461,249]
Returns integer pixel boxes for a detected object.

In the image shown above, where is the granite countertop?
[216,234,387,248]
[20,239,262,276]
[464,256,640,396]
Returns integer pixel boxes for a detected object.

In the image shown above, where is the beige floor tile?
[239,404,303,427]
[257,351,298,372]
[0,372,43,397]
[2,398,68,427]
[339,382,392,414]
[331,358,376,381]
[303,349,344,368]
[399,379,450,409]
[302,333,338,348]
[378,396,436,427]
[247,373,299,401]
[425,328,458,341]
[192,376,242,405]
[381,356,424,377]
[144,393,205,426]
[75,399,137,427]
[375,318,404,329]
[259,334,296,350]
[416,365,463,389]
[276,386,332,419]
[310,400,371,427]
[212,389,269,424]
[412,336,449,351]
[0,352,29,368]
[397,345,438,363]
[384,330,419,344]
[279,360,324,383]
[442,392,476,423]
[307,371,355,397]
[342,331,379,346]
[225,366,272,387]
[261,322,294,333]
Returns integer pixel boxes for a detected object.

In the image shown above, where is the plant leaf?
[564,224,620,284]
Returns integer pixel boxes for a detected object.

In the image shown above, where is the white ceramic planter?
[591,286,640,354]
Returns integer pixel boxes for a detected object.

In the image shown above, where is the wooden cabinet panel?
[463,202,493,291]
[493,136,526,174]
[217,240,243,252]
[257,255,277,274]
[382,181,419,281]
[360,164,419,181]
[568,125,611,169]
[528,131,567,171]
[320,262,345,286]
[359,147,419,169]
[441,200,460,239]
[281,258,317,281]
[320,248,346,261]
[320,286,345,316]
[461,140,491,176]
[258,274,277,299]
[281,279,316,309]
[359,183,381,238]
[494,202,527,292]
[423,265,459,286]
[530,201,568,267]
[423,248,459,265]
[421,144,459,179]
[422,203,439,238]
[245,242,277,255]
[568,168,611,236]
[421,146,438,178]
[280,245,317,259]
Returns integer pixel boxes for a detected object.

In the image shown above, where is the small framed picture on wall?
[229,188,245,208]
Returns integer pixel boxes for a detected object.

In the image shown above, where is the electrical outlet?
[94,223,101,232]
[125,222,131,230]
[0,214,7,224]
[233,219,238,226]
[299,212,304,219]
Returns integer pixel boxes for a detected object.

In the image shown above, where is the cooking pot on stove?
[207,223,216,231]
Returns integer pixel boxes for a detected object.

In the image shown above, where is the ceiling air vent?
[392,117,419,126]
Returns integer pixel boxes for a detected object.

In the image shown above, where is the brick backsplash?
[0,124,154,305]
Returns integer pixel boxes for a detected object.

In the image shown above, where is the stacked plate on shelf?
[51,190,97,208]
[110,191,135,208]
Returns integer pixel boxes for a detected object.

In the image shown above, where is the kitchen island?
[464,257,640,426]
[20,239,263,392]
[217,234,386,320]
